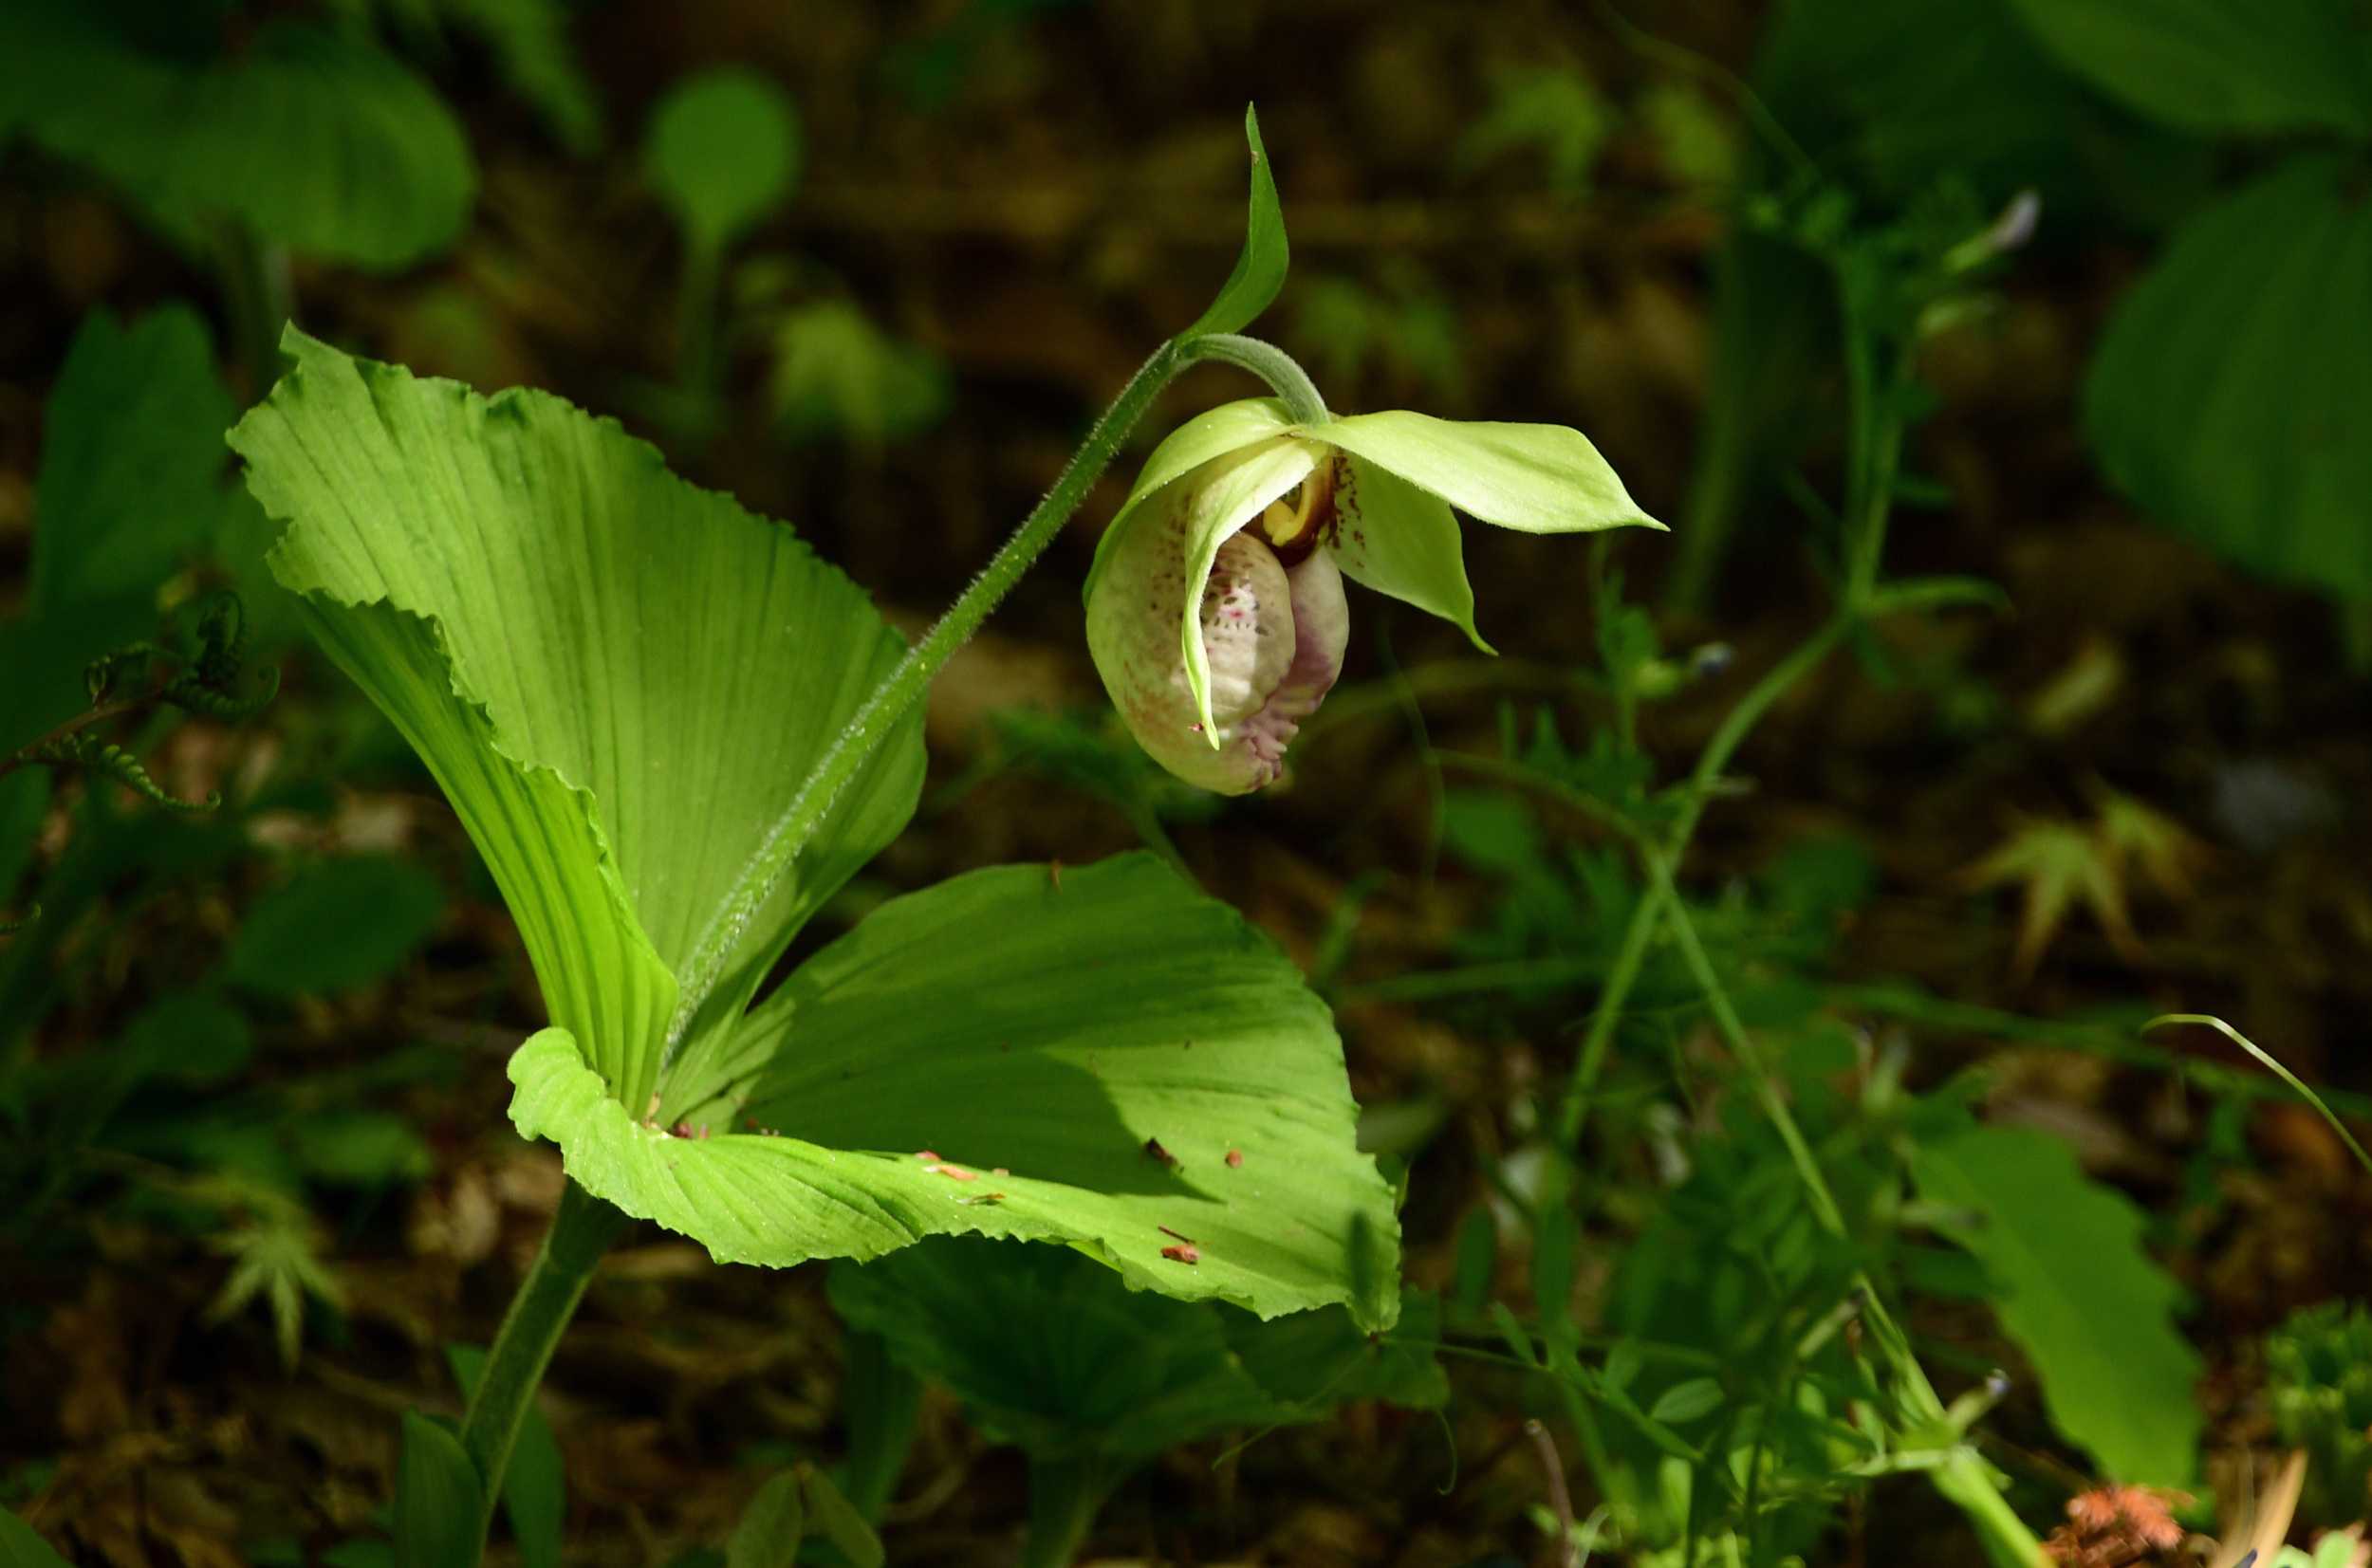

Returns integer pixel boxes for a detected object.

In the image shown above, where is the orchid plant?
[224,108,1652,1559]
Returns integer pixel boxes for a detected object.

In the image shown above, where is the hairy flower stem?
[209,215,293,400]
[457,1180,631,1548]
[663,332,1326,1057]
[676,236,724,404]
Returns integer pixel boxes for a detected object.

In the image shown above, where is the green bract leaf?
[728,1470,806,1568]
[1645,1376,1725,1427]
[2003,0,2372,138]
[1330,452,1487,651]
[1912,1123,2203,1486]
[226,856,446,997]
[644,66,801,256]
[32,306,233,614]
[799,1468,882,1568]
[395,1411,485,1568]
[830,1235,1442,1465]
[0,8,474,267]
[447,1344,565,1568]
[2084,153,2372,598]
[1314,412,1663,536]
[1183,104,1289,340]
[515,855,1400,1328]
[231,329,922,1111]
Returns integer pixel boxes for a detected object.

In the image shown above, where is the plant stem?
[1184,333,1329,424]
[676,236,723,404]
[210,215,292,399]
[1640,844,1844,1232]
[457,1179,631,1545]
[1020,1456,1112,1568]
[1549,610,1853,1150]
[839,1331,923,1522]
[663,331,1325,1056]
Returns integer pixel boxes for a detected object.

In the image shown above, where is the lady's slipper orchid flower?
[1085,397,1661,793]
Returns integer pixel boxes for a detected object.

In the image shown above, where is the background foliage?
[3,1,2369,1565]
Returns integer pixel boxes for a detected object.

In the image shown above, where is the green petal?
[1325,452,1490,652]
[232,329,923,1109]
[1316,410,1663,536]
[521,855,1402,1328]
[1082,398,1295,602]
[1171,439,1324,741]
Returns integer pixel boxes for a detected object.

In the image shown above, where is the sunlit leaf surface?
[515,855,1402,1328]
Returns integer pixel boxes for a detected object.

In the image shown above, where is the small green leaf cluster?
[2266,1301,2372,1528]
[1706,0,2372,614]
[0,308,449,1385]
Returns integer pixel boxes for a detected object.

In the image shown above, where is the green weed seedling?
[2266,1301,2372,1529]
[1664,0,2372,648]
[1307,176,2103,1565]
[638,70,949,447]
[722,1462,883,1568]
[642,66,803,411]
[216,108,1647,1564]
[830,1236,1446,1568]
[0,305,470,1374]
[0,307,287,1176]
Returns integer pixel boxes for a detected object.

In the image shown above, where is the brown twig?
[1525,1418,1580,1568]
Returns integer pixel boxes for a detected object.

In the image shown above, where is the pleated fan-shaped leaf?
[512,856,1402,1329]
[234,334,1398,1325]
[2084,154,2372,598]
[231,328,924,1112]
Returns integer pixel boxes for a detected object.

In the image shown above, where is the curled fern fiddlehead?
[26,735,219,812]
[164,662,280,720]
[85,641,174,704]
